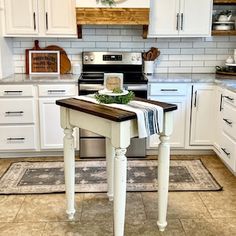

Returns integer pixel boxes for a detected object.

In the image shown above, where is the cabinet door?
[39,98,64,149]
[44,0,76,35]
[148,0,180,37]
[148,96,186,148]
[179,0,212,36]
[4,0,38,35]
[190,85,215,146]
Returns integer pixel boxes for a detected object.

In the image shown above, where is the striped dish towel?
[74,95,163,138]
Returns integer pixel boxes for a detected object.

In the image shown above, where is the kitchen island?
[56,97,177,236]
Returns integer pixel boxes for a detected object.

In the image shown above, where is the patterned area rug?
[0,160,222,194]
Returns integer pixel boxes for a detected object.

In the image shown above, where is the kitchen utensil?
[146,51,153,61]
[45,45,71,74]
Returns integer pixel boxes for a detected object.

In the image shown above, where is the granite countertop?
[1,73,236,92]
[146,73,236,92]
[0,74,78,84]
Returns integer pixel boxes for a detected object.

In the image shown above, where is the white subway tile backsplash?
[169,42,192,48]
[169,55,192,60]
[169,67,192,73]
[120,42,144,49]
[193,55,216,60]
[205,48,229,55]
[217,42,236,48]
[12,25,233,74]
[181,48,204,54]
[192,67,215,73]
[193,42,217,48]
[96,42,120,48]
[181,61,204,67]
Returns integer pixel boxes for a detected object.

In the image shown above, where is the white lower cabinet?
[217,88,236,173]
[190,85,215,146]
[39,98,64,149]
[38,84,77,150]
[0,85,37,151]
[148,83,189,148]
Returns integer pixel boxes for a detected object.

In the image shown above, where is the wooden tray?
[216,71,236,76]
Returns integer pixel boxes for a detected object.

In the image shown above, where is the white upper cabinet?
[44,0,76,36]
[3,0,77,37]
[4,0,38,35]
[148,0,212,37]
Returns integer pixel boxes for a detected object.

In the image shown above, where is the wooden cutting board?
[45,45,71,74]
[25,40,71,74]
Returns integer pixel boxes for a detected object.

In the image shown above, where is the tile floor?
[0,155,236,236]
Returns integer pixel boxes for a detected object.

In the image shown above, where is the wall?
[12,25,236,74]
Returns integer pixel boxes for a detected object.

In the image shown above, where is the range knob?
[84,55,89,61]
[131,56,136,61]
[90,56,94,61]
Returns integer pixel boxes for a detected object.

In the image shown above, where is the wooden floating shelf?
[76,8,149,39]
[213,0,236,4]
[212,30,236,36]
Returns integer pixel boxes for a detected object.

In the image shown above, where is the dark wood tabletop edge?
[56,98,136,122]
[56,97,178,122]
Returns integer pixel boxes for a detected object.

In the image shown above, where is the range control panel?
[82,52,142,65]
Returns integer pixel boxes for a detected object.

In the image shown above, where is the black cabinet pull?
[33,12,36,30]
[46,12,48,30]
[7,138,25,141]
[160,89,178,92]
[194,90,197,107]
[223,118,232,125]
[4,90,23,94]
[225,96,234,101]
[176,13,180,30]
[180,13,184,30]
[47,90,66,93]
[221,148,230,156]
[5,111,24,115]
[220,94,223,111]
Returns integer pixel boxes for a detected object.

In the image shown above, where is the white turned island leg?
[106,138,115,201]
[157,112,173,232]
[114,148,127,236]
[64,127,75,220]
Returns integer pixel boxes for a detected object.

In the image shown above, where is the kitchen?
[0,0,236,235]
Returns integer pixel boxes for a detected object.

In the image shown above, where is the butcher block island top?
[55,97,177,122]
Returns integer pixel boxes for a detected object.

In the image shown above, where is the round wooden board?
[45,45,71,74]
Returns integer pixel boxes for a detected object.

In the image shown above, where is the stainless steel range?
[78,51,148,158]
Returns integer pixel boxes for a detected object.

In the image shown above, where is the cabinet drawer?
[224,89,236,108]
[222,103,236,140]
[0,126,36,150]
[149,84,187,96]
[0,85,34,97]
[0,99,35,124]
[38,85,76,97]
[220,132,236,172]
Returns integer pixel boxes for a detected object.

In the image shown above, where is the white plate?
[98,89,129,96]
[226,63,236,67]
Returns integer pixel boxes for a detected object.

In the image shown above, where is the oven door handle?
[124,85,148,91]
